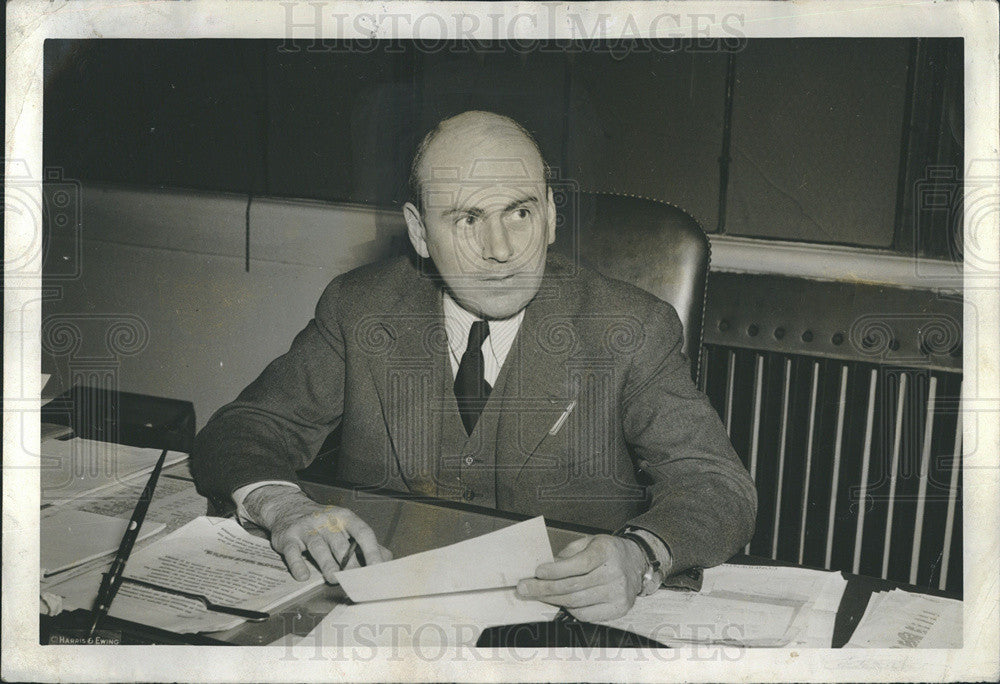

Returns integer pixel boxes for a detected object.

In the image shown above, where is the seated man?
[193,110,756,622]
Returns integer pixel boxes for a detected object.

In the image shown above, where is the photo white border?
[5,1,998,681]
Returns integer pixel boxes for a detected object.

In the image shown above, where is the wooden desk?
[41,477,960,647]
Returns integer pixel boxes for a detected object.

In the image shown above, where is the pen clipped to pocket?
[548,400,577,437]
[514,397,579,483]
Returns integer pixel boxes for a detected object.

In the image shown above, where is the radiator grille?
[700,344,963,595]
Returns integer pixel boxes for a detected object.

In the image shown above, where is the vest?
[431,333,518,509]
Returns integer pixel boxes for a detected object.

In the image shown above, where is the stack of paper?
[845,589,962,648]
[46,516,326,633]
[602,564,848,647]
[41,475,209,595]
[40,437,187,506]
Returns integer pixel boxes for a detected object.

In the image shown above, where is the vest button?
[462,489,476,502]
[464,456,475,466]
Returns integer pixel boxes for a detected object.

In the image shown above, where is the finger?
[517,568,606,599]
[569,601,627,623]
[535,542,601,580]
[317,526,352,568]
[279,541,311,581]
[530,585,609,609]
[305,536,341,582]
[378,545,393,562]
[341,513,383,566]
[556,536,591,559]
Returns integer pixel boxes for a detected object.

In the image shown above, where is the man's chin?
[478,302,531,320]
[440,267,546,318]
[449,288,538,320]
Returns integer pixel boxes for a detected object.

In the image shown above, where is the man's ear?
[403,202,430,258]
[545,187,557,245]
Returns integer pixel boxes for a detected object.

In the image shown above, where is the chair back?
[553,191,710,380]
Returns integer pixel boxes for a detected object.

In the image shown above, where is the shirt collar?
[441,290,525,363]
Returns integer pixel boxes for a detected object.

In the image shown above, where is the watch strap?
[617,531,661,572]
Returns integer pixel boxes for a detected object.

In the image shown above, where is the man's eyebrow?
[440,195,538,217]
[504,196,538,212]
[441,206,484,218]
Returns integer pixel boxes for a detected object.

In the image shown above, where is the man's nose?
[480,214,515,262]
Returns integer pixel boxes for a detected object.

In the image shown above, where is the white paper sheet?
[845,589,963,648]
[302,588,559,651]
[602,588,806,647]
[40,509,165,575]
[334,516,553,602]
[40,437,188,506]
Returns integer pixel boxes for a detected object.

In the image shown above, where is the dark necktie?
[454,320,491,436]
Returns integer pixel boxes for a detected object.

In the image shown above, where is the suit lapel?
[496,257,582,477]
[361,263,448,492]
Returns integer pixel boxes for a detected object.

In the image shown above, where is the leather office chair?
[552,191,710,382]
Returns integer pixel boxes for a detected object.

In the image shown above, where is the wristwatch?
[616,528,664,597]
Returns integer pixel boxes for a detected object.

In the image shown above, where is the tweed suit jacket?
[192,252,757,574]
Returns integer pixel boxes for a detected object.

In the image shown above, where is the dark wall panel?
[45,40,266,195]
[46,39,960,255]
[265,46,403,203]
[725,39,910,247]
[569,48,729,232]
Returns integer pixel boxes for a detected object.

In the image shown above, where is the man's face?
[403,122,556,320]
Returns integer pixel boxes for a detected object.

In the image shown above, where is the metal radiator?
[701,272,963,595]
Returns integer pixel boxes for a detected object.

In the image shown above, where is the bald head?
[401,110,558,319]
[408,111,549,212]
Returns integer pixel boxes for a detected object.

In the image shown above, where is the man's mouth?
[480,273,517,282]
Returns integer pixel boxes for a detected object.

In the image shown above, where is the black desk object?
[41,385,195,453]
[478,620,665,649]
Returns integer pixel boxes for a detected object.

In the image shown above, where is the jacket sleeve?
[621,297,757,574]
[191,278,347,512]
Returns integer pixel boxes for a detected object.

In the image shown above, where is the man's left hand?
[515,534,646,622]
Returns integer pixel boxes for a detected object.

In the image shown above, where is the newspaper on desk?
[41,474,208,597]
[845,588,963,648]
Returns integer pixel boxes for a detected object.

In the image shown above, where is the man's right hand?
[243,485,391,583]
